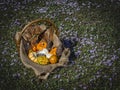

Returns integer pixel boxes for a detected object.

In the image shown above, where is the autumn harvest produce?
[14,19,70,80]
[28,40,58,65]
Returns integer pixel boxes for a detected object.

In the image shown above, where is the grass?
[0,0,120,90]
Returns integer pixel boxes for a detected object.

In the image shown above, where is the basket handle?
[21,19,58,35]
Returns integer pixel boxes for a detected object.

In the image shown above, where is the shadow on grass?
[62,39,77,64]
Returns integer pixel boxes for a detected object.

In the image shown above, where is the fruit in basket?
[32,45,37,52]
[50,47,57,55]
[49,55,58,64]
[36,40,47,51]
[37,48,52,58]
[37,56,49,65]
[32,40,47,52]
[28,50,37,62]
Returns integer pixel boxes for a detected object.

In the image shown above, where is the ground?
[0,0,120,90]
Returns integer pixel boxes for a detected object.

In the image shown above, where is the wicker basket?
[15,19,70,80]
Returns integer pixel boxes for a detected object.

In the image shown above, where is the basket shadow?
[62,39,77,64]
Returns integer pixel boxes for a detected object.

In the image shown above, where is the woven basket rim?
[21,19,59,36]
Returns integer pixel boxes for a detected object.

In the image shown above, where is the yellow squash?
[37,56,49,65]
[28,50,37,63]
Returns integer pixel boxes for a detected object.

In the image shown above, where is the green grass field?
[0,0,120,90]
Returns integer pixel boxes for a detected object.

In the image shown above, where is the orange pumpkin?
[50,47,57,55]
[36,40,47,51]
[32,40,47,51]
[32,45,37,52]
[49,55,58,64]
